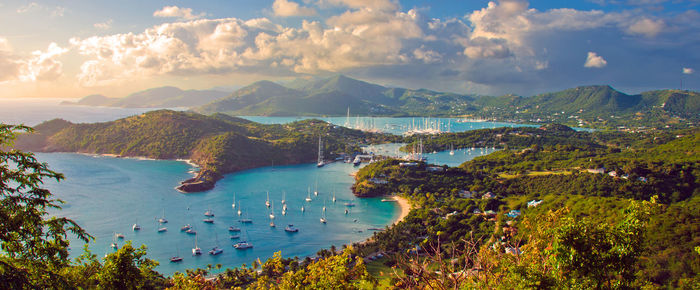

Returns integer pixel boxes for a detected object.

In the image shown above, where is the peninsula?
[14,110,399,192]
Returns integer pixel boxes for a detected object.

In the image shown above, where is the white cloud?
[273,0,317,17]
[16,2,40,13]
[94,19,113,30]
[626,18,664,37]
[153,6,205,20]
[0,39,68,83]
[584,51,607,68]
[683,67,694,74]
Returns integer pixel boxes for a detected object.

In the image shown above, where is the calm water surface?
[6,99,518,275]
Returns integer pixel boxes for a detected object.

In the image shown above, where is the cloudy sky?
[0,0,698,98]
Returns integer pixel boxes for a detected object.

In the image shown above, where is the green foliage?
[0,124,91,289]
[95,242,164,289]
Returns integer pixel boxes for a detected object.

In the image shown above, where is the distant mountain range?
[62,86,230,108]
[64,75,699,128]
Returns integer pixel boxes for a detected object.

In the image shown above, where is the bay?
[38,153,400,276]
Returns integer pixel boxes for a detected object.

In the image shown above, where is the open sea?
[2,99,524,275]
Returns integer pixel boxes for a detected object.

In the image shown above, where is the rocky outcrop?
[175,169,223,193]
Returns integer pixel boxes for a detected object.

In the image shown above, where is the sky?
[0,0,698,98]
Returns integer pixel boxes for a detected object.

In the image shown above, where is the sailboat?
[204,208,214,217]
[209,233,223,255]
[157,223,167,232]
[322,199,327,213]
[306,187,312,202]
[314,177,319,196]
[269,201,276,219]
[228,226,241,232]
[170,246,183,262]
[185,226,197,235]
[180,224,192,231]
[332,191,336,203]
[316,136,325,167]
[192,233,202,255]
[281,191,286,204]
[301,205,305,212]
[132,220,141,231]
[285,224,299,233]
[110,233,118,249]
[239,209,252,223]
[449,144,455,155]
[265,191,271,208]
[115,233,125,239]
[233,230,253,249]
[237,202,242,216]
[320,211,327,224]
[232,192,236,209]
[158,209,168,223]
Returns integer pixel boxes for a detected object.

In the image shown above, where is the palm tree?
[216,263,222,274]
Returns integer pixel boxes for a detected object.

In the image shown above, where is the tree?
[0,124,91,288]
[96,241,164,289]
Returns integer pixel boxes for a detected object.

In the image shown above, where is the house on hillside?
[506,210,521,218]
[587,168,605,174]
[482,192,496,199]
[459,190,473,198]
[527,200,543,207]
[608,171,618,177]
[368,178,388,184]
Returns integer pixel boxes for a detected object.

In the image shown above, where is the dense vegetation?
[14,110,399,192]
[351,129,699,288]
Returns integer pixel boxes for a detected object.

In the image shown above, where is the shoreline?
[392,196,410,225]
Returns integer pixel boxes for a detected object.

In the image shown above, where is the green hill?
[16,110,397,192]
[196,75,474,116]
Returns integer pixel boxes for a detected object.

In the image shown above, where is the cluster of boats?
[112,188,358,264]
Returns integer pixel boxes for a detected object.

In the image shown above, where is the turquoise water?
[364,143,500,167]
[38,153,399,276]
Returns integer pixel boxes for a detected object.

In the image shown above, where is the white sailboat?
[314,177,319,196]
[316,135,325,167]
[320,210,327,224]
[269,201,276,219]
[158,209,168,223]
[232,192,236,209]
[237,201,242,216]
[132,220,141,231]
[192,233,202,255]
[285,224,299,233]
[305,187,312,202]
[110,233,118,249]
[209,233,223,255]
[204,208,214,217]
[449,144,455,156]
[301,205,305,212]
[265,191,271,208]
[332,191,336,203]
[234,230,253,249]
[281,191,286,204]
[170,246,183,262]
[239,209,252,223]
[322,199,327,213]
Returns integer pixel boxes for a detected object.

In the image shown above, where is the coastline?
[392,196,410,225]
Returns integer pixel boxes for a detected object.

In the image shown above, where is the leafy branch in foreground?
[0,124,91,288]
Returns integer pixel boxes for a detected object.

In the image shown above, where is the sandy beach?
[392,196,410,225]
